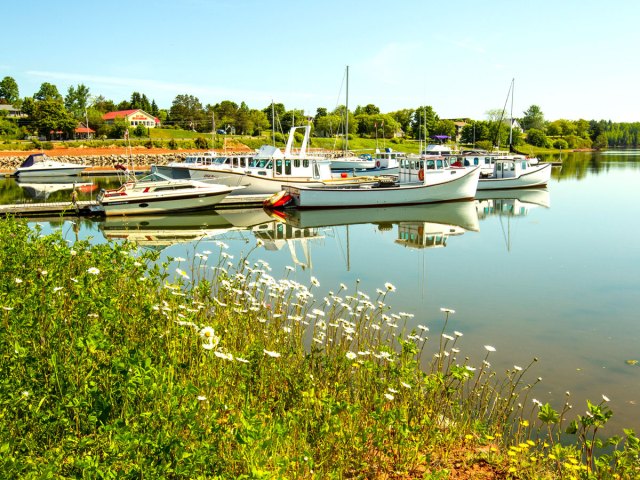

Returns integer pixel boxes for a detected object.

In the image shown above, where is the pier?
[0,194,269,217]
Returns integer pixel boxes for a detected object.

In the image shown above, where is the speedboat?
[14,153,90,177]
[96,171,244,216]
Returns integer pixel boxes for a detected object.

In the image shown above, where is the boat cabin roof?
[19,153,48,168]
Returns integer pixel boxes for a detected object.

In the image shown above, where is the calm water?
[2,152,639,434]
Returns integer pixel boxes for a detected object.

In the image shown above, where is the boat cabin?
[398,155,455,183]
[489,157,534,179]
[374,148,405,168]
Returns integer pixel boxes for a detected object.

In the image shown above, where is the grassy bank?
[0,218,637,478]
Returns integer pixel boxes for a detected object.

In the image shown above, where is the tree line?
[0,75,637,149]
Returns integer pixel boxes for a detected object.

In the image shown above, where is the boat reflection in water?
[474,188,550,251]
[475,188,550,220]
[269,200,480,251]
[271,201,478,230]
[97,208,323,267]
[16,177,97,201]
[97,208,274,248]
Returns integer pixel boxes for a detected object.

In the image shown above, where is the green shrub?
[194,137,210,149]
[168,139,178,150]
[553,139,569,149]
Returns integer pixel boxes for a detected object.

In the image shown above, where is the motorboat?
[476,157,551,190]
[330,149,404,177]
[269,156,480,209]
[95,171,244,216]
[14,153,90,177]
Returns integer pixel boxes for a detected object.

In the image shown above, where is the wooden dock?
[0,194,269,217]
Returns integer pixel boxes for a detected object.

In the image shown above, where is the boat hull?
[99,190,234,216]
[15,166,88,178]
[284,167,480,208]
[477,163,552,190]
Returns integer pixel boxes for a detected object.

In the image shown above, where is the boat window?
[303,159,309,168]
[294,159,300,168]
[313,162,320,178]
[275,159,283,175]
[474,158,479,165]
[426,160,435,170]
[436,159,443,169]
[285,159,292,175]
[521,161,527,169]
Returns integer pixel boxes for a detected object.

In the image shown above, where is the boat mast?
[345,65,349,155]
[509,78,514,148]
[271,100,275,146]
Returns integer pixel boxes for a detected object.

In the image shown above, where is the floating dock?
[0,194,269,217]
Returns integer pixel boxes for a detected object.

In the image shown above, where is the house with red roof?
[102,109,160,128]
[74,123,95,139]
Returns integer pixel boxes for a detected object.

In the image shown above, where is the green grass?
[0,217,638,478]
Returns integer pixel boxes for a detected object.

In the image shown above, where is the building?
[0,104,26,118]
[75,124,95,140]
[102,109,160,128]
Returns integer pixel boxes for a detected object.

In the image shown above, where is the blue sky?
[3,0,639,122]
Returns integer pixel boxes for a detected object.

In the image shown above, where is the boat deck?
[0,194,270,217]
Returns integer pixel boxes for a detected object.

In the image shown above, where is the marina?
[1,151,639,435]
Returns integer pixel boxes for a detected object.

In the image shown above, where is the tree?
[314,114,341,137]
[525,128,549,147]
[411,106,439,140]
[314,107,327,123]
[520,105,545,131]
[34,82,62,102]
[575,119,590,138]
[354,104,380,115]
[170,94,205,130]
[91,95,116,113]
[64,84,91,120]
[213,100,239,133]
[31,99,76,139]
[262,103,286,132]
[0,76,19,104]
[433,119,456,138]
[389,109,414,138]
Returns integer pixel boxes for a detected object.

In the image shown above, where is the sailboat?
[329,66,376,172]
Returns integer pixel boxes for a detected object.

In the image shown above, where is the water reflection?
[16,176,97,201]
[96,209,274,249]
[475,188,551,219]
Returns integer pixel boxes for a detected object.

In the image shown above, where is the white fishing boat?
[14,153,90,177]
[154,151,220,178]
[184,124,367,195]
[95,171,244,216]
[476,157,552,190]
[272,157,480,209]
